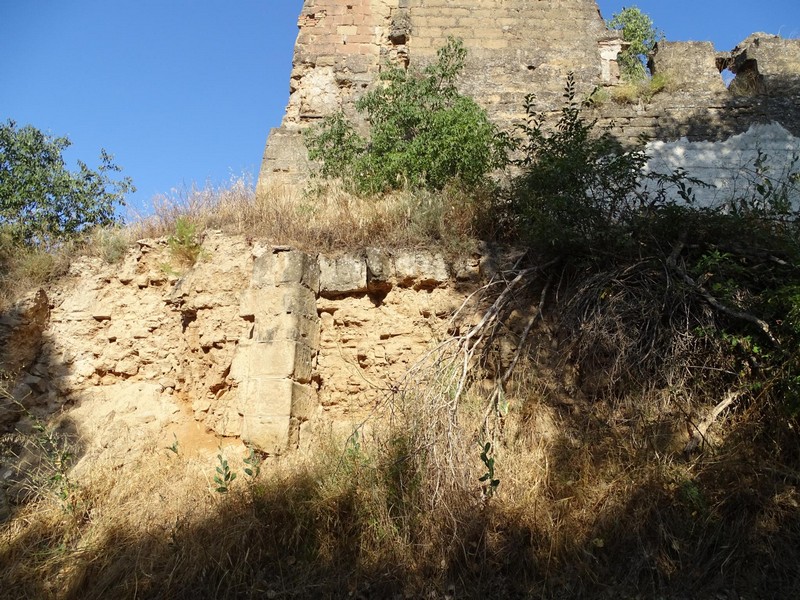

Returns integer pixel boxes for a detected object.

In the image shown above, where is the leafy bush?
[507,74,650,253]
[305,38,508,194]
[606,7,663,80]
[0,120,134,246]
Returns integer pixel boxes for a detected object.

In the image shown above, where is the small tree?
[606,6,663,80]
[305,38,508,194]
[0,120,134,246]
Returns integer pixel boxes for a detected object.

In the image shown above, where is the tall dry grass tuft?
[0,232,71,312]
[128,176,495,255]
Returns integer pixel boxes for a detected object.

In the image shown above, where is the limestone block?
[113,357,139,377]
[250,313,321,349]
[393,251,449,288]
[365,248,392,282]
[239,286,317,320]
[319,253,368,296]
[91,304,113,321]
[241,414,292,455]
[251,250,319,291]
[238,378,317,421]
[230,340,314,383]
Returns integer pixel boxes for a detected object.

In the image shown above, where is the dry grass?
[2,357,798,599]
[0,176,493,311]
[0,235,71,312]
[2,179,799,597]
[611,72,671,104]
[128,176,495,257]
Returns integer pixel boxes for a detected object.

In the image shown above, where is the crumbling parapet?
[727,33,800,96]
[648,41,727,94]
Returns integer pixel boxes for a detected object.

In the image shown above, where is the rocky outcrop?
[0,289,49,376]
[0,234,496,460]
[0,289,49,430]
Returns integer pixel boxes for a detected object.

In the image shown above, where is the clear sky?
[1,1,797,217]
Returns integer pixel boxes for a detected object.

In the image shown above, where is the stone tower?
[256,0,619,193]
[256,2,800,206]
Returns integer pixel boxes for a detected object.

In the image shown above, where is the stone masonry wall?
[257,0,611,191]
[258,3,800,204]
[593,34,800,206]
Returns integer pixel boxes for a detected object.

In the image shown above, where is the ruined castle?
[257,0,800,205]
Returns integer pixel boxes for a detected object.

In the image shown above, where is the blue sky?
[1,1,797,217]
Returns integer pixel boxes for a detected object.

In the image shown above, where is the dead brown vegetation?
[2,253,799,599]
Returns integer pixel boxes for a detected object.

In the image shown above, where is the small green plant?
[213,451,237,494]
[0,397,80,514]
[586,86,611,107]
[305,37,508,194]
[165,434,180,456]
[478,442,500,498]
[243,444,262,479]
[678,479,708,517]
[167,217,203,267]
[726,150,800,219]
[606,6,663,81]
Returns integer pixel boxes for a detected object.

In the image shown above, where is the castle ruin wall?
[258,2,800,208]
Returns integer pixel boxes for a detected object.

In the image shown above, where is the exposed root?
[668,240,780,347]
[683,389,744,454]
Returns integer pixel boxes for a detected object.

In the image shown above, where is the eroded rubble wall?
[1,234,498,457]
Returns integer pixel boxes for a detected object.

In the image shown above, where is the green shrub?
[305,38,508,195]
[507,74,651,254]
[0,120,134,247]
[167,217,203,267]
[606,6,663,81]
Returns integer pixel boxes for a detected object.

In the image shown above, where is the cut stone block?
[250,313,320,349]
[241,414,292,454]
[238,377,317,420]
[230,340,315,383]
[239,286,317,320]
[319,253,368,296]
[393,251,449,288]
[252,250,319,292]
